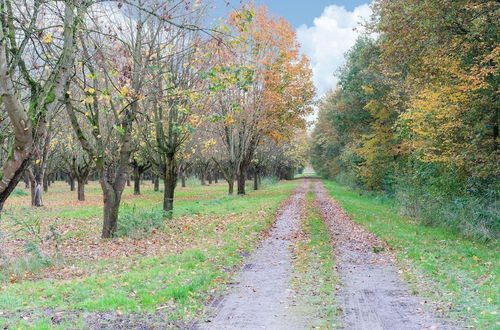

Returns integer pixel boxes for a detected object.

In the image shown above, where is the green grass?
[2,181,230,221]
[294,172,317,179]
[322,180,499,329]
[291,190,338,328]
[0,180,300,328]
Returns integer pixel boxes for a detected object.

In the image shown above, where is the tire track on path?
[200,180,310,330]
[313,180,454,330]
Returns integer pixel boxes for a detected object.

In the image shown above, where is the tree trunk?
[43,177,49,192]
[30,179,43,207]
[102,188,120,238]
[163,156,177,216]
[200,173,206,186]
[253,168,259,191]
[69,175,75,191]
[153,176,159,192]
[28,168,44,207]
[228,180,234,195]
[77,179,85,201]
[237,169,246,195]
[214,175,218,184]
[133,168,140,195]
[181,174,186,188]
[208,172,212,185]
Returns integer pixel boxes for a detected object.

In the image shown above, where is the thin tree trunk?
[163,156,177,216]
[30,180,43,206]
[43,176,49,192]
[253,168,259,191]
[153,176,159,192]
[181,174,186,188]
[237,168,246,195]
[69,175,75,191]
[28,168,44,207]
[77,179,85,201]
[133,167,140,195]
[228,180,234,195]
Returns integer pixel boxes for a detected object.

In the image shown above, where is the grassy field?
[0,179,300,328]
[291,189,338,328]
[322,180,499,329]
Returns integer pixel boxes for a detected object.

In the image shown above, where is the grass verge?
[291,190,338,328]
[0,180,299,329]
[322,180,499,329]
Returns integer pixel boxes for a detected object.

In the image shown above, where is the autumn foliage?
[311,0,499,240]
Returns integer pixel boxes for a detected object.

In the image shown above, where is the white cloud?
[297,3,372,97]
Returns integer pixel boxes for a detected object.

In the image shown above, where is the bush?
[395,166,499,242]
[0,241,62,282]
[116,208,168,238]
[259,176,278,188]
[334,172,360,190]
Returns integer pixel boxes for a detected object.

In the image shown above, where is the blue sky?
[209,1,373,98]
[211,0,370,28]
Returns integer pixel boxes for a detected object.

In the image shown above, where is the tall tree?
[208,5,315,195]
[0,0,87,212]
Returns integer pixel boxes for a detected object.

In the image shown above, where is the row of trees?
[0,1,314,237]
[311,0,498,240]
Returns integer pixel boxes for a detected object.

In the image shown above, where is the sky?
[210,0,373,97]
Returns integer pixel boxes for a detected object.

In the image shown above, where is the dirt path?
[201,181,309,330]
[313,181,454,330]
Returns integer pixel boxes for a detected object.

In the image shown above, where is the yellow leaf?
[42,33,53,44]
[82,96,94,104]
[120,86,129,97]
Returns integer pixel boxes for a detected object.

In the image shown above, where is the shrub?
[395,167,499,242]
[116,208,168,238]
[0,241,62,282]
[259,176,278,188]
